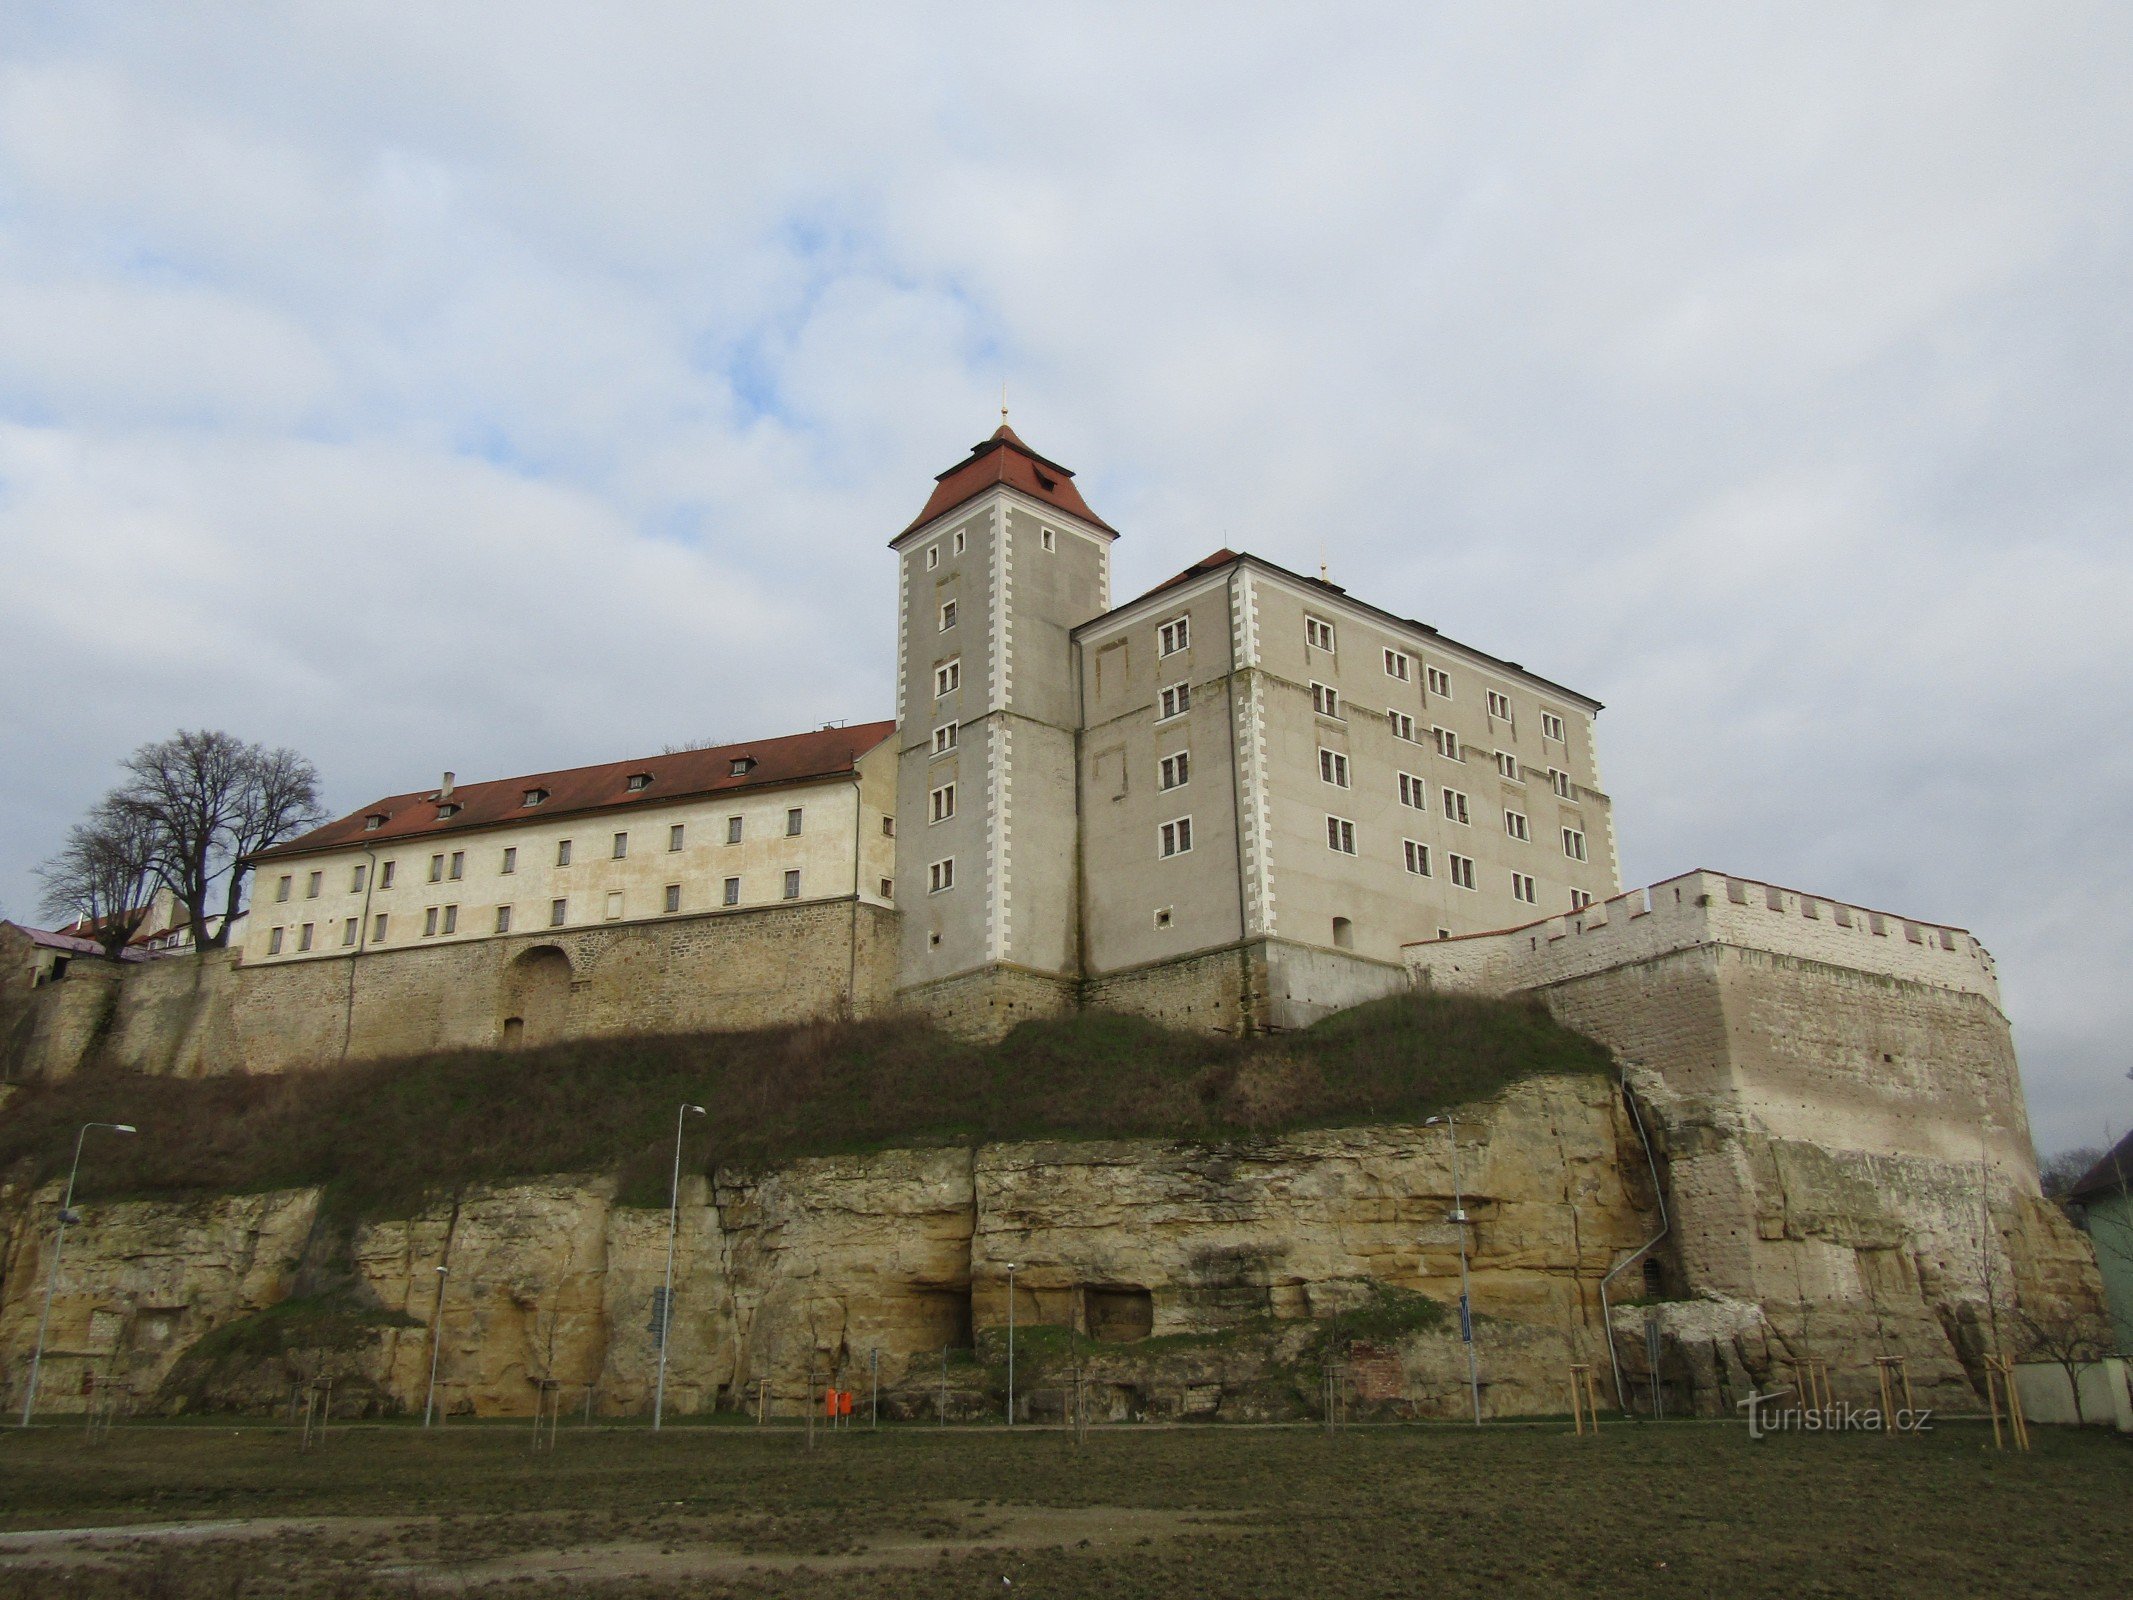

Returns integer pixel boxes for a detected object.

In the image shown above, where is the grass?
[0,992,1611,1220]
[0,1418,2126,1597]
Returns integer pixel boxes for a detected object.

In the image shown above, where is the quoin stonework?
[0,425,2110,1422]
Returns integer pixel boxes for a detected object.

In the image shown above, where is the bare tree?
[114,730,326,948]
[36,797,160,957]
[2013,1300,2116,1425]
[2041,1145,2108,1201]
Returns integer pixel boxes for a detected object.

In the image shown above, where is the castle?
[3,424,2112,1425]
[202,423,1620,1060]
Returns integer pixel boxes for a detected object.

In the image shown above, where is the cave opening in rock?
[1085,1285,1154,1343]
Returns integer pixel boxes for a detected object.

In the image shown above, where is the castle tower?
[889,425,1116,1029]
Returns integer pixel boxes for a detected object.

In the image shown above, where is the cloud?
[0,2,2128,1151]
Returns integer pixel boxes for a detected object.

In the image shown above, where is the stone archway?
[500,945,573,1048]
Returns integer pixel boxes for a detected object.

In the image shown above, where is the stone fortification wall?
[7,898,899,1079]
[1403,869,2097,1403]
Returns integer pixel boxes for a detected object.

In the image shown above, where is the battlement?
[1403,869,2000,1010]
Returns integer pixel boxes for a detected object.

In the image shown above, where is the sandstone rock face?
[0,1068,2097,1423]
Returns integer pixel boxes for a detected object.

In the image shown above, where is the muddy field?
[0,1417,2127,1597]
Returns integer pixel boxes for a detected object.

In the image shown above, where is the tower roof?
[898,424,1115,539]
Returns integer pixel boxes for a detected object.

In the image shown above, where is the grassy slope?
[0,993,1611,1219]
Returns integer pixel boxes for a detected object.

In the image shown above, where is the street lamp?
[20,1121,136,1428]
[423,1266,449,1427]
[1004,1263,1019,1429]
[1425,1114,1482,1426]
[653,1103,707,1431]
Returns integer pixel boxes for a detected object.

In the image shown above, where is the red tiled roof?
[898,424,1115,539]
[254,721,897,864]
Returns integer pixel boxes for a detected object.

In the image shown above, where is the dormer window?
[437,803,461,819]
[522,788,548,807]
[364,814,386,831]
[626,773,653,792]
[730,757,756,777]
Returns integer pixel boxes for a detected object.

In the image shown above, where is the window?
[351,864,366,892]
[1160,751,1190,790]
[1385,649,1410,680]
[437,803,460,819]
[726,815,742,844]
[611,833,627,859]
[939,599,958,631]
[626,773,652,792]
[501,846,517,875]
[1541,711,1567,743]
[929,858,955,893]
[1041,526,1056,552]
[1563,827,1588,861]
[668,824,684,852]
[1550,767,1573,799]
[1332,916,1354,949]
[1512,873,1537,904]
[730,757,756,777]
[1571,889,1594,910]
[1487,690,1514,723]
[786,807,803,836]
[930,783,956,824]
[953,528,966,555]
[1326,816,1357,854]
[298,923,314,952]
[603,891,622,920]
[306,871,322,899]
[1311,682,1341,718]
[449,851,464,880]
[1159,817,1194,857]
[1505,809,1530,841]
[428,854,444,884]
[342,917,358,946]
[1449,853,1476,890]
[424,907,439,937]
[380,861,396,889]
[1433,726,1461,760]
[373,913,388,941]
[1318,749,1350,788]
[935,659,961,697]
[723,877,741,906]
[932,722,958,755]
[925,543,940,571]
[495,905,512,934]
[550,898,567,927]
[1389,710,1416,742]
[1426,666,1452,697]
[276,875,292,903]
[269,927,284,954]
[1404,840,1432,877]
[1159,681,1191,720]
[441,905,457,934]
[1305,615,1335,651]
[1398,772,1428,809]
[558,840,573,866]
[1496,750,1521,781]
[523,788,548,807]
[1154,906,1173,930]
[1159,615,1190,656]
[1442,789,1470,825]
[881,878,893,898]
[664,884,681,914]
[365,813,386,831]
[882,816,895,837]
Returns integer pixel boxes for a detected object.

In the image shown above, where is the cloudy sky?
[2,4,2127,1152]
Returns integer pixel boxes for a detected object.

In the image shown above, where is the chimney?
[439,771,455,802]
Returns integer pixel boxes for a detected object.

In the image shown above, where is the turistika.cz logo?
[1738,1390,1933,1439]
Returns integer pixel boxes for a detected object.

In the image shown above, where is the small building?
[2069,1133,2133,1356]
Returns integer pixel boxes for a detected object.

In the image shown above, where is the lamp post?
[1004,1263,1018,1429]
[423,1266,449,1427]
[1425,1114,1482,1425]
[653,1103,707,1431]
[20,1121,136,1428]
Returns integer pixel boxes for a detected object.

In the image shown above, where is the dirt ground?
[0,1417,2127,1597]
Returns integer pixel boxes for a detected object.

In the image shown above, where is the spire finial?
[1000,379,1009,427]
